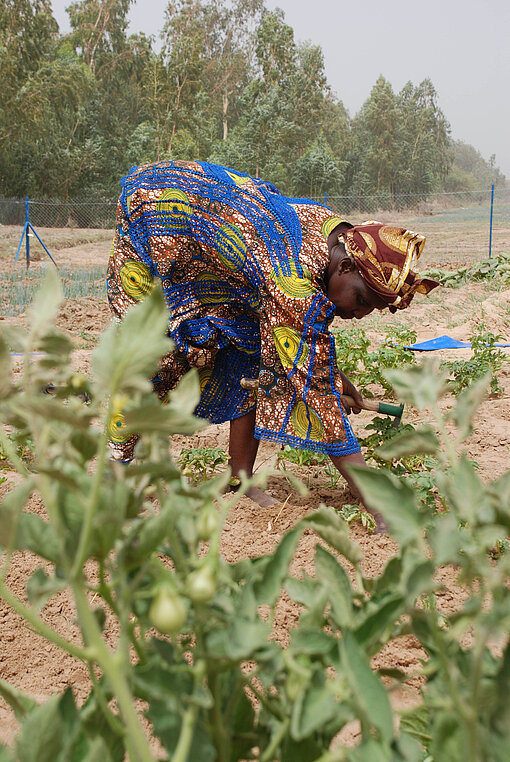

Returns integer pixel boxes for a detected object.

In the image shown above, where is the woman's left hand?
[339,372,363,414]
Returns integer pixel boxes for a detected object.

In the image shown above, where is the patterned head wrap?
[340,221,440,312]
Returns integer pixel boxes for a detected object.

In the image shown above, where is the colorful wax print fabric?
[106,160,359,461]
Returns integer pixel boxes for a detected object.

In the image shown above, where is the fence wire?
[0,198,117,229]
[1,187,509,266]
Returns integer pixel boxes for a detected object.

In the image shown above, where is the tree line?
[0,0,505,202]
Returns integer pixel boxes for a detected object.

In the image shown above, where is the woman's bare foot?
[371,511,388,534]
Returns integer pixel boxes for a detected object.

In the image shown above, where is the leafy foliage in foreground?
[0,273,509,761]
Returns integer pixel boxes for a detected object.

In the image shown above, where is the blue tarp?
[408,335,510,351]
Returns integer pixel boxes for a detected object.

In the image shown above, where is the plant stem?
[155,480,188,573]
[207,669,230,762]
[72,584,155,762]
[259,717,290,762]
[87,665,125,736]
[71,418,110,578]
[241,676,285,722]
[172,660,206,762]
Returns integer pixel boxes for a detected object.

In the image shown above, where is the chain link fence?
[0,198,117,229]
[1,187,509,265]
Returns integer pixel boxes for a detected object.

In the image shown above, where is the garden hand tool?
[339,394,404,426]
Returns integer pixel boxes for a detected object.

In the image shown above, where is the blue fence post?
[24,197,30,266]
[324,191,327,206]
[489,183,495,259]
[14,195,57,267]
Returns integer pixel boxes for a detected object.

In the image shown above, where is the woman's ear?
[337,256,356,275]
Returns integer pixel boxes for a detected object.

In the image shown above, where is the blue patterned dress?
[106,160,360,461]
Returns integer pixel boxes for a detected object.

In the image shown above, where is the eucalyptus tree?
[351,75,399,201]
[0,0,59,194]
[394,78,452,200]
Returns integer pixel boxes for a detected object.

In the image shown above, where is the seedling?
[178,446,228,481]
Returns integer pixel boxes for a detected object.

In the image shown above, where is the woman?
[107,160,438,525]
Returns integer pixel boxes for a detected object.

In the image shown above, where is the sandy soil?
[1,237,509,751]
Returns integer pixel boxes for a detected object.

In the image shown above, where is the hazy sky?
[50,0,510,178]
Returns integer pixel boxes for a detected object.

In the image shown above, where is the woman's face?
[326,261,388,319]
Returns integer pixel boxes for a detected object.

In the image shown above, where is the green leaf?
[0,746,15,762]
[206,617,271,660]
[285,574,321,609]
[405,560,436,601]
[125,398,205,436]
[300,506,363,565]
[0,332,12,398]
[0,677,37,720]
[281,735,322,762]
[13,397,91,428]
[290,671,339,740]
[370,556,403,596]
[450,372,491,439]
[0,479,35,548]
[347,738,389,762]
[37,332,73,365]
[26,568,66,612]
[399,705,432,746]
[289,628,336,655]
[314,545,352,627]
[384,360,448,409]
[92,288,172,395]
[167,368,201,415]
[489,471,510,519]
[354,594,405,650]
[430,712,467,762]
[348,465,425,546]
[254,527,301,605]
[375,427,439,460]
[16,694,65,762]
[435,454,487,523]
[18,513,61,563]
[428,512,462,564]
[123,505,174,565]
[226,671,256,761]
[340,631,394,743]
[79,737,115,762]
[0,324,28,354]
[27,268,63,338]
[145,699,215,762]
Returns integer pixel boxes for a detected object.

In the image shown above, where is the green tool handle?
[377,401,404,417]
[341,395,404,419]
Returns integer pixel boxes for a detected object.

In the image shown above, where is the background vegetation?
[0,0,505,202]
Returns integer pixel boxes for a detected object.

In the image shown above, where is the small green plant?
[0,432,34,466]
[337,503,376,531]
[333,325,371,388]
[334,325,417,396]
[423,252,510,288]
[442,324,507,395]
[276,445,328,469]
[177,446,228,481]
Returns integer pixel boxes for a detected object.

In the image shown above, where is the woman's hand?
[339,372,363,414]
